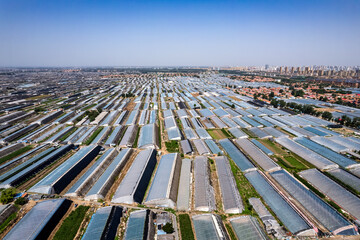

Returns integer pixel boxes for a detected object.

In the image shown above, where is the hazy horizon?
[1,0,360,67]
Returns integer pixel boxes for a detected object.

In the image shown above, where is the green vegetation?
[34,106,47,113]
[133,127,141,147]
[221,128,232,138]
[53,206,90,240]
[84,127,103,145]
[0,188,16,204]
[176,118,183,130]
[165,140,179,152]
[241,128,255,138]
[60,104,72,109]
[82,104,96,111]
[0,145,33,165]
[85,110,100,122]
[228,158,259,214]
[162,222,174,234]
[178,214,195,240]
[225,223,237,240]
[283,156,307,170]
[157,118,162,146]
[0,212,17,234]
[206,129,227,139]
[58,127,77,142]
[14,197,28,205]
[258,139,283,154]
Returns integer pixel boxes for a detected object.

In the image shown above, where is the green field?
[58,127,77,142]
[228,158,259,214]
[0,212,17,234]
[178,214,195,240]
[225,223,237,240]
[283,156,307,169]
[206,129,228,139]
[133,127,141,147]
[165,140,179,152]
[84,127,103,145]
[53,206,90,240]
[0,145,33,165]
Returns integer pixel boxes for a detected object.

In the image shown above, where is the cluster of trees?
[34,106,47,113]
[0,188,16,204]
[270,99,333,121]
[334,115,360,129]
[291,89,305,97]
[120,93,135,98]
[85,109,100,122]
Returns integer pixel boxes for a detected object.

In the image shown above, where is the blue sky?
[0,0,359,67]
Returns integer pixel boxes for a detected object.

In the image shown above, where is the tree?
[269,92,275,99]
[162,222,174,234]
[322,111,333,121]
[231,104,235,109]
[279,100,286,108]
[0,188,16,204]
[15,197,28,205]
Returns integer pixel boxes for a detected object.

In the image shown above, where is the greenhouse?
[205,139,223,155]
[145,153,181,208]
[65,148,117,197]
[310,136,349,153]
[193,139,211,155]
[0,146,55,182]
[232,117,251,128]
[299,169,360,220]
[85,148,132,200]
[194,156,215,212]
[177,158,192,211]
[195,128,212,140]
[215,156,243,213]
[192,214,228,240]
[124,210,155,240]
[104,125,123,146]
[82,206,123,240]
[228,127,248,138]
[248,127,271,139]
[137,123,159,149]
[235,138,279,172]
[210,116,227,128]
[119,125,138,148]
[29,145,101,194]
[271,169,357,235]
[245,170,314,236]
[167,127,182,140]
[294,137,358,168]
[125,110,139,125]
[327,168,360,192]
[275,137,338,171]
[0,144,74,189]
[218,139,256,172]
[230,216,268,240]
[4,199,71,240]
[262,127,286,138]
[180,139,193,154]
[112,149,157,204]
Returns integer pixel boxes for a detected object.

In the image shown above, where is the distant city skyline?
[1,0,359,67]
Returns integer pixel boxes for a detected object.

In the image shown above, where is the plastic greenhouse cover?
[245,170,311,234]
[271,170,355,234]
